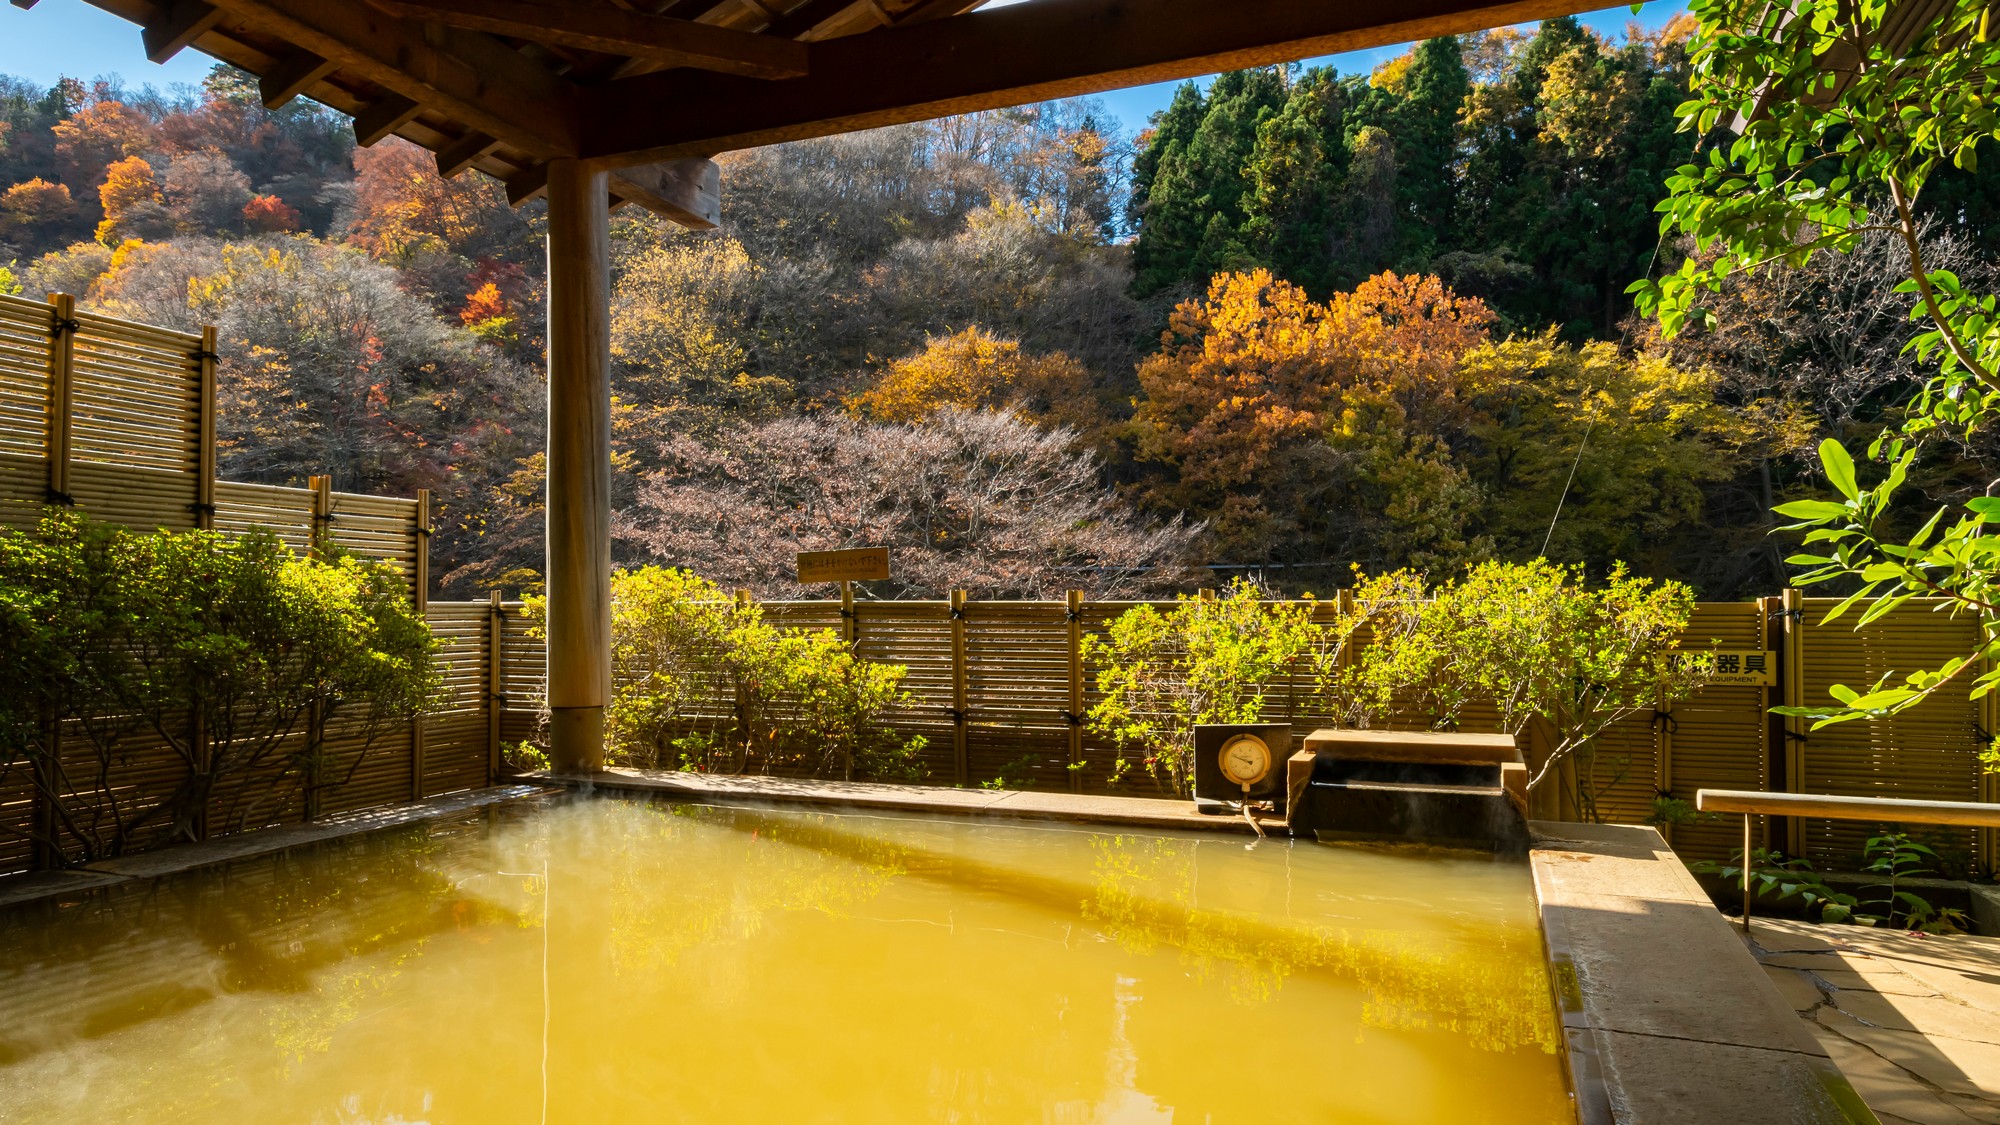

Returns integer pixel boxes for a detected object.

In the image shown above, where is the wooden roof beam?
[377,0,809,78]
[581,0,1601,162]
[143,0,225,64]
[258,49,336,108]
[205,0,581,157]
[505,158,720,230]
[609,159,720,229]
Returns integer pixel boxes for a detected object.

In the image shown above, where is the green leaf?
[1773,500,1851,521]
[1821,439,1858,499]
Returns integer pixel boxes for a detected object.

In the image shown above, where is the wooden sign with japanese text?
[1687,649,1777,686]
[796,547,890,585]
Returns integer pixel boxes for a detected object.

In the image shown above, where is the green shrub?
[1082,579,1326,795]
[550,567,926,781]
[0,510,441,861]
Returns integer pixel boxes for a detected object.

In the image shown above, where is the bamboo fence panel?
[1798,597,1988,871]
[0,451,42,530]
[213,480,317,554]
[1662,602,1775,861]
[424,602,496,797]
[497,601,542,748]
[0,296,52,464]
[67,312,200,477]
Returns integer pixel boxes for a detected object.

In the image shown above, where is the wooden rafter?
[351,94,421,146]
[142,0,224,63]
[581,0,1596,162]
[257,49,336,108]
[204,0,582,156]
[376,0,810,78]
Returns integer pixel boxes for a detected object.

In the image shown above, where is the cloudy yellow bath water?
[0,798,1571,1123]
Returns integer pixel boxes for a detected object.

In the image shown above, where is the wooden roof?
[39,0,1605,228]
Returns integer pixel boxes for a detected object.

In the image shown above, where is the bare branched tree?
[618,407,1200,599]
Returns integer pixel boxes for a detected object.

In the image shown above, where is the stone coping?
[0,784,552,912]
[539,767,1285,834]
[1531,821,1881,1125]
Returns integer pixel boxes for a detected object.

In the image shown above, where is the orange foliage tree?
[1129,269,1494,571]
[0,178,78,240]
[51,100,153,196]
[94,155,163,244]
[850,326,1103,432]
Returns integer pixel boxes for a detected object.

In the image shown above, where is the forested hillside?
[6,15,1998,600]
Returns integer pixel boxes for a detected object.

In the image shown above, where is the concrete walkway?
[1750,919,2000,1124]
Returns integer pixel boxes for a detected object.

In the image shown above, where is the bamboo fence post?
[1780,587,1806,857]
[1066,589,1084,793]
[44,293,74,506]
[186,328,218,837]
[31,295,78,868]
[840,580,855,647]
[193,325,216,529]
[410,490,431,800]
[1984,651,1999,870]
[309,474,333,559]
[488,590,505,783]
[951,589,969,786]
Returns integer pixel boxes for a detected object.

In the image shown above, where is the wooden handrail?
[1694,788,2000,933]
[1695,789,2000,827]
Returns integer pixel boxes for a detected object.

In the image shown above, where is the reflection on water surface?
[0,796,1570,1123]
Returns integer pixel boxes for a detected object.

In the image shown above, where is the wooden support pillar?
[950,589,968,786]
[1066,589,1083,793]
[488,589,505,783]
[839,580,855,647]
[543,158,612,775]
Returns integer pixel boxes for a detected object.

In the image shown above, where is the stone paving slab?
[1748,917,2000,1124]
[1531,821,1877,1125]
[0,785,550,911]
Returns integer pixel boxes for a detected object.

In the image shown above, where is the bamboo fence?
[0,291,1995,877]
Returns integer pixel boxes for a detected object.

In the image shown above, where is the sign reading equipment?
[795,547,890,585]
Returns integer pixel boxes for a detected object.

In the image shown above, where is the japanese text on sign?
[796,547,890,585]
[1687,649,1776,686]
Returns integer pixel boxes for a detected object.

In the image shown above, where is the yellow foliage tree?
[850,326,1099,432]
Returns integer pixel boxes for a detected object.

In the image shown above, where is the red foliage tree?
[242,193,300,232]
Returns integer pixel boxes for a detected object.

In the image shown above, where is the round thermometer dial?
[1217,733,1272,787]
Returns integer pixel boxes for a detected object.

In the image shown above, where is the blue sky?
[0,0,1688,134]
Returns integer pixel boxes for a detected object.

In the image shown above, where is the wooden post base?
[549,706,606,773]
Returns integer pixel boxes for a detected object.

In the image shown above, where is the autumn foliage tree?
[851,326,1103,433]
[1130,269,1495,571]
[94,154,163,243]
